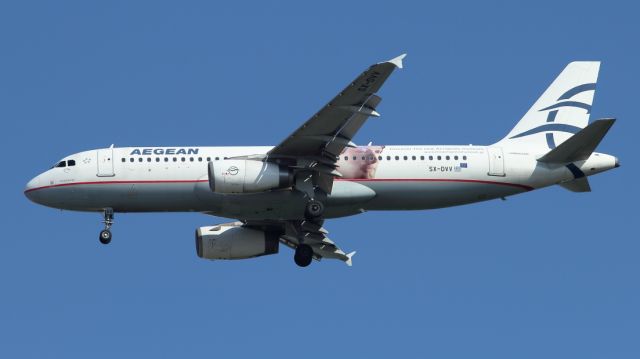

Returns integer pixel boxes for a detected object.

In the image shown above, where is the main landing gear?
[294,198,325,267]
[304,199,324,219]
[294,244,313,267]
[292,170,327,266]
[99,208,114,245]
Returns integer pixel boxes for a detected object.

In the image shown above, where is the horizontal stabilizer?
[538,118,615,164]
[559,177,592,192]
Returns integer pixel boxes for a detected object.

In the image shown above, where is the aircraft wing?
[246,219,356,266]
[266,54,405,192]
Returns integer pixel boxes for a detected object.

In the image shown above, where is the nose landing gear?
[99,208,113,244]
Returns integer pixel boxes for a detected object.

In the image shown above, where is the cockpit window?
[54,161,66,168]
[67,160,76,166]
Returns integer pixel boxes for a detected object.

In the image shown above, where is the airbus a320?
[25,55,619,267]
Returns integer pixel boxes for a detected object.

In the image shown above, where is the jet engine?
[195,222,280,260]
[208,160,293,194]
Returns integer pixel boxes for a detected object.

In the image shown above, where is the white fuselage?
[24,145,618,220]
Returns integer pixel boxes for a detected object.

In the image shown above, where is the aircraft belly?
[357,180,524,210]
[44,177,523,217]
[52,183,204,212]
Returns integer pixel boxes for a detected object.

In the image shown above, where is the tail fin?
[497,62,600,150]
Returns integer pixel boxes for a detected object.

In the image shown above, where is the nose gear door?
[97,148,115,177]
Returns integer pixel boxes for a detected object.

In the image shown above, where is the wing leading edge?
[268,54,406,164]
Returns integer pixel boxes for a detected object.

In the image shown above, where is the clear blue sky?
[1,1,637,357]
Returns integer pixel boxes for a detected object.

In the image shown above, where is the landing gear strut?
[99,208,113,244]
[294,244,313,267]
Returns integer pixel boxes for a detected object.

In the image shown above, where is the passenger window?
[403,156,408,160]
[215,157,219,161]
[121,158,126,163]
[395,156,399,160]
[130,158,134,163]
[198,157,203,162]
[362,156,365,160]
[173,157,177,162]
[164,157,169,162]
[378,156,382,160]
[429,156,433,160]
[420,156,424,160]
[446,156,450,160]
[147,158,151,162]
[155,158,160,162]
[454,155,459,160]
[412,156,416,160]
[344,156,348,161]
[190,157,194,162]
[463,155,467,160]
[181,157,186,162]
[138,158,143,162]
[387,156,391,160]
[437,156,441,160]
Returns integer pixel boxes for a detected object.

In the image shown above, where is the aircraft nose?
[24,176,41,203]
[614,156,620,168]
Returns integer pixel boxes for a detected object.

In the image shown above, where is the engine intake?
[195,222,280,260]
[208,160,293,194]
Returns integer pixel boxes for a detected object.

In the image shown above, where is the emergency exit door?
[97,148,115,177]
[487,146,505,177]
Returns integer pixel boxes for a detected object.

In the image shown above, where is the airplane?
[24,54,619,267]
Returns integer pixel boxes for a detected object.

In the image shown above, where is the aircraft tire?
[99,229,112,244]
[304,200,324,219]
[294,244,313,267]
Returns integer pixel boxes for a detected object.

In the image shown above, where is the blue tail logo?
[509,83,596,148]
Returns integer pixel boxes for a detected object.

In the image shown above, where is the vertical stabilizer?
[497,62,600,150]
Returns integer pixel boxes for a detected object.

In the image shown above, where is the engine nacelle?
[195,222,280,260]
[208,160,293,194]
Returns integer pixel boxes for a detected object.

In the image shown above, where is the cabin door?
[487,147,505,177]
[97,148,115,177]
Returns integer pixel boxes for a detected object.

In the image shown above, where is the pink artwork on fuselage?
[338,146,385,179]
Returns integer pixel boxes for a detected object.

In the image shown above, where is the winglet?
[385,53,407,69]
[345,251,356,267]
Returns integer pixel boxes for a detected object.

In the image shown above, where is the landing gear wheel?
[99,229,112,244]
[294,244,313,267]
[304,200,324,219]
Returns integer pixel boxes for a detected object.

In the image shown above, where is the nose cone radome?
[614,156,620,168]
[24,176,41,203]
